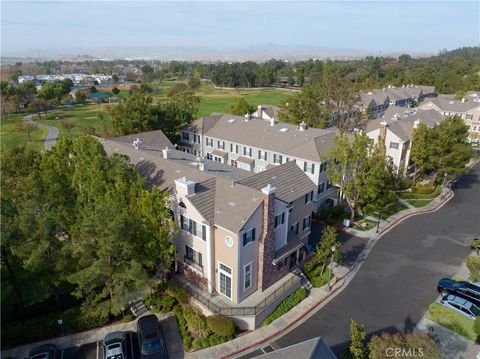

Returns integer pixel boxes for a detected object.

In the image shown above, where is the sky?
[1,1,479,57]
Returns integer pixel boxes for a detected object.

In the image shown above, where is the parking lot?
[57,316,183,359]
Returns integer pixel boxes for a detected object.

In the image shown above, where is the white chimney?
[261,183,276,196]
[162,146,171,159]
[299,121,307,131]
[380,120,388,127]
[199,159,208,172]
[244,113,250,121]
[257,105,263,119]
[270,118,275,126]
[461,98,466,103]
[175,177,196,197]
[133,138,143,149]
[413,119,421,129]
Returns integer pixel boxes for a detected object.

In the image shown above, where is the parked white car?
[440,294,480,320]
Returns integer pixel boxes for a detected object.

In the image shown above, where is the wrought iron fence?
[182,274,301,316]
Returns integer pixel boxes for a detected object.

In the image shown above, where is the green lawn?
[407,199,434,208]
[353,219,378,231]
[1,112,49,151]
[365,201,409,220]
[428,303,477,341]
[35,104,112,138]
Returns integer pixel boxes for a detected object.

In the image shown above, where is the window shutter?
[189,219,193,234]
[252,228,256,241]
[311,163,315,174]
[243,232,247,246]
[198,252,203,266]
[202,225,207,241]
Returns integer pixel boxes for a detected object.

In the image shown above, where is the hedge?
[174,306,193,349]
[264,288,308,325]
[2,306,109,349]
[165,282,189,304]
[206,315,236,337]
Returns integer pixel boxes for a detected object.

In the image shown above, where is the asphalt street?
[270,163,480,356]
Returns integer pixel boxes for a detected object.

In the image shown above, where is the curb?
[218,280,345,359]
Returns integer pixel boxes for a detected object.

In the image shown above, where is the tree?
[108,93,158,135]
[16,122,39,143]
[111,87,120,95]
[278,85,327,128]
[347,319,368,359]
[328,131,394,222]
[314,226,342,276]
[188,73,201,90]
[230,98,255,116]
[37,79,73,101]
[368,332,441,359]
[60,119,76,136]
[75,91,87,104]
[112,74,120,83]
[410,123,436,179]
[160,91,200,141]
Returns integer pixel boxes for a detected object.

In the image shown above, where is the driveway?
[24,114,59,150]
[271,163,480,356]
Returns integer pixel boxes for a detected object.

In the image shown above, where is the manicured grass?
[35,104,112,138]
[398,186,442,200]
[380,201,409,219]
[353,219,378,231]
[407,199,433,208]
[264,287,308,325]
[1,112,49,151]
[428,303,477,341]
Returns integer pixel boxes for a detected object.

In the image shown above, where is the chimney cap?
[261,183,276,196]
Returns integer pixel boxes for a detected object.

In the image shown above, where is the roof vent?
[299,121,307,131]
[279,127,289,133]
[228,118,236,123]
[413,119,421,129]
[244,114,250,121]
[162,147,171,159]
[270,118,275,126]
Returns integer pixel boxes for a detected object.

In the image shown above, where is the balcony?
[183,255,203,273]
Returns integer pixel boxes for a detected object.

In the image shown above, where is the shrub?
[159,296,177,313]
[318,205,347,224]
[413,184,436,194]
[184,306,208,335]
[474,317,480,341]
[165,282,189,304]
[174,306,193,349]
[206,315,236,337]
[192,338,203,349]
[264,288,308,325]
[200,338,210,348]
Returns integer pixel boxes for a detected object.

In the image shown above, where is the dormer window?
[179,202,186,209]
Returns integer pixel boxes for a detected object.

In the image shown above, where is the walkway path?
[23,114,59,150]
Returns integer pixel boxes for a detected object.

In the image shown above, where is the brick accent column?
[379,121,388,144]
[257,184,276,291]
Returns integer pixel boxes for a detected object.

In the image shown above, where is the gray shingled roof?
[255,337,336,359]
[112,130,173,150]
[422,98,480,112]
[238,161,316,203]
[183,113,223,133]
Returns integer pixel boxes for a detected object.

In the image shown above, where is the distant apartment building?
[99,129,316,329]
[359,84,436,118]
[419,97,480,143]
[178,108,339,211]
[365,107,445,173]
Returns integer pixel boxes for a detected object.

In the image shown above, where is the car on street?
[437,277,480,307]
[137,314,168,359]
[28,344,59,359]
[103,331,127,359]
[440,294,480,320]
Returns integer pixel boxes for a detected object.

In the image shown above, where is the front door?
[218,263,232,299]
[289,251,298,269]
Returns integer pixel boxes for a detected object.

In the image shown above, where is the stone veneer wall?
[257,191,290,291]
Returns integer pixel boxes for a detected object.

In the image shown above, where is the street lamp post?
[57,319,64,335]
[327,245,336,292]
[374,210,382,233]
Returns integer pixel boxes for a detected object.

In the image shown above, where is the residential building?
[365,107,445,173]
[251,105,280,122]
[419,98,480,143]
[178,112,339,211]
[359,84,436,118]
[99,130,316,329]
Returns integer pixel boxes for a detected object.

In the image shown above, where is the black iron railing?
[181,274,301,316]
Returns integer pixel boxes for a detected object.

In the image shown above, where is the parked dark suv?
[137,314,168,359]
[28,344,58,359]
[437,278,480,307]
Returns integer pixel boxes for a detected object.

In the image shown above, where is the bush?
[158,296,177,313]
[165,282,189,304]
[264,288,308,325]
[206,315,236,337]
[318,205,347,224]
[184,306,208,335]
[174,306,193,349]
[413,184,436,194]
[474,317,480,341]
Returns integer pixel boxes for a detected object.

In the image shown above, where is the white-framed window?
[304,191,314,204]
[273,154,283,164]
[244,262,253,290]
[206,138,213,147]
[274,212,285,228]
[290,222,299,235]
[242,228,256,246]
[230,143,239,154]
[303,215,311,231]
[218,262,232,299]
[185,245,203,271]
[243,146,252,157]
[217,140,225,150]
[258,150,268,161]
[389,142,399,150]
[180,215,207,240]
[303,162,315,174]
[182,132,190,141]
